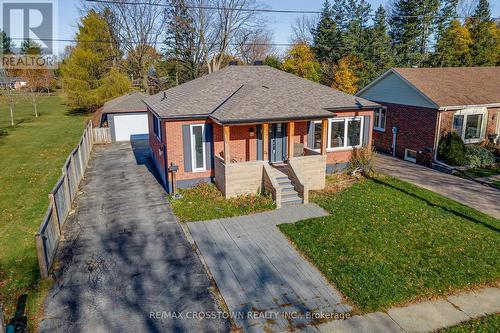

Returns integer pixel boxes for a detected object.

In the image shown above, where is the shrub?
[0,129,7,137]
[464,146,495,168]
[437,132,465,166]
[348,147,375,176]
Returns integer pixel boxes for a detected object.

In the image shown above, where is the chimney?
[228,60,238,66]
[253,60,263,66]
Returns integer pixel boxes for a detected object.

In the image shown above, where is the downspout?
[433,110,443,162]
[391,127,398,157]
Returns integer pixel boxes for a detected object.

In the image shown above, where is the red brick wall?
[373,102,438,158]
[439,107,499,142]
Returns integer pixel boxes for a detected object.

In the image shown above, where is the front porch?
[213,121,329,207]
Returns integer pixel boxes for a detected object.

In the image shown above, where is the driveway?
[375,154,500,219]
[188,205,352,332]
[40,140,229,333]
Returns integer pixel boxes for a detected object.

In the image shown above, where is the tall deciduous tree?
[281,43,321,82]
[468,0,497,66]
[331,56,359,94]
[60,10,130,111]
[433,19,472,66]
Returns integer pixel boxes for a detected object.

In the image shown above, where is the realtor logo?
[1,0,58,54]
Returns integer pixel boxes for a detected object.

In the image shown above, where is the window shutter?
[307,121,315,148]
[363,115,371,147]
[204,123,214,170]
[256,125,262,160]
[182,125,192,172]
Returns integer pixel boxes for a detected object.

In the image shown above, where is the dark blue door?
[269,123,287,163]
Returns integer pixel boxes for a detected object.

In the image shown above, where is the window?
[190,124,206,171]
[404,149,417,163]
[313,121,322,150]
[374,108,386,131]
[153,115,161,140]
[328,117,363,150]
[451,108,486,143]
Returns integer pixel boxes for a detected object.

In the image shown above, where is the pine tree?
[468,0,497,66]
[390,0,440,66]
[433,20,472,66]
[281,43,321,82]
[366,6,394,80]
[343,0,371,58]
[311,0,341,64]
[436,0,459,40]
[20,39,42,54]
[0,30,12,54]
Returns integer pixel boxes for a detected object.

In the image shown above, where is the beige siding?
[288,155,327,190]
[215,157,265,198]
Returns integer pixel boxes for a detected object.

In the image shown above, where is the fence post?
[61,170,71,214]
[48,194,61,236]
[35,233,49,279]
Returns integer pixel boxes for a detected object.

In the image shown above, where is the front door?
[269,123,287,163]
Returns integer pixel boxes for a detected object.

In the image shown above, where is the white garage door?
[113,114,149,142]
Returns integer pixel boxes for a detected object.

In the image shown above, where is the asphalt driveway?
[375,154,500,219]
[39,140,229,333]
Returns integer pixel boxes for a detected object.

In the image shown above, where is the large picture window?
[190,124,206,171]
[451,108,486,144]
[373,108,386,131]
[328,117,363,150]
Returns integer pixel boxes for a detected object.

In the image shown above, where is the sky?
[40,0,500,55]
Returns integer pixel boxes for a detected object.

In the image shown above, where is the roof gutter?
[438,103,500,111]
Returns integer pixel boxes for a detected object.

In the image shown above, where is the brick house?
[357,67,500,163]
[143,64,381,207]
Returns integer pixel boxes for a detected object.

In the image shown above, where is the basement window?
[404,149,417,163]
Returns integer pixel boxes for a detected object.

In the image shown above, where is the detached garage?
[93,92,149,142]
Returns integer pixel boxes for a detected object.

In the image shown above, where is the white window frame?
[373,108,386,132]
[190,124,206,172]
[452,107,487,144]
[404,149,417,163]
[327,117,364,152]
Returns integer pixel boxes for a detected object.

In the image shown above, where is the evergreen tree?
[311,0,341,64]
[331,0,348,30]
[20,39,42,54]
[390,0,440,66]
[433,20,472,66]
[468,0,497,66]
[60,10,130,111]
[0,30,12,54]
[343,0,371,58]
[436,0,459,40]
[366,6,394,80]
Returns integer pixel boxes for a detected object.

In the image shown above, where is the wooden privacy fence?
[35,121,110,279]
[93,127,111,144]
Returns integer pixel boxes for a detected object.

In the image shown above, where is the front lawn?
[280,175,499,313]
[437,314,500,332]
[455,165,500,189]
[0,96,88,329]
[169,183,275,222]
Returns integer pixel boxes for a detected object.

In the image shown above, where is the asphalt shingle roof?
[102,91,148,113]
[144,65,379,123]
[393,67,500,108]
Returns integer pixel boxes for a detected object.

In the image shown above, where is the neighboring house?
[93,92,149,142]
[144,64,381,206]
[0,77,27,90]
[357,67,500,163]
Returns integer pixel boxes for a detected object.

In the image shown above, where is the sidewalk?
[313,287,500,333]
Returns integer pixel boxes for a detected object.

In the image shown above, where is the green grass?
[437,314,500,332]
[169,183,275,222]
[457,165,500,179]
[0,96,88,329]
[279,175,500,313]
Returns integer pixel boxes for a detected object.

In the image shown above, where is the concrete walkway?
[315,287,500,333]
[375,154,500,219]
[187,205,352,332]
[40,141,229,333]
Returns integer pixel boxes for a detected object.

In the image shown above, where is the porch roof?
[144,65,379,123]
